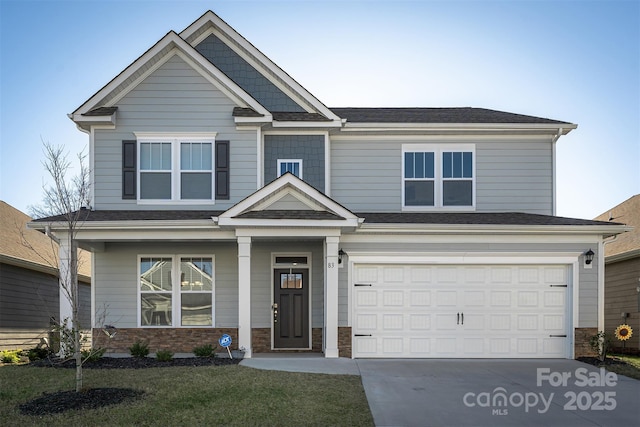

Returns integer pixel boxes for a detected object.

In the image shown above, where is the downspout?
[551,128,563,216]
[45,225,61,244]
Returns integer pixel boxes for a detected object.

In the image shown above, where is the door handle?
[457,313,460,325]
[272,303,278,323]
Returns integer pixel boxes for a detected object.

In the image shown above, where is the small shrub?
[1,349,22,364]
[82,347,106,362]
[129,340,150,358]
[27,347,51,361]
[589,331,612,362]
[193,344,216,358]
[156,349,174,362]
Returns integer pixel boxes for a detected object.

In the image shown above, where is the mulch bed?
[28,356,241,369]
[576,356,629,367]
[18,356,241,415]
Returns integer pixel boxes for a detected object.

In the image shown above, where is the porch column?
[324,236,340,358]
[237,236,252,358]
[58,233,75,327]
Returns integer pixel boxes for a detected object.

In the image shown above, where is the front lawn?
[605,354,640,380]
[0,364,374,426]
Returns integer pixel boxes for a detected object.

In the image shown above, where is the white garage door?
[352,264,569,358]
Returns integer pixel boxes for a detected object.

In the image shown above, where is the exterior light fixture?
[338,249,346,264]
[584,249,595,265]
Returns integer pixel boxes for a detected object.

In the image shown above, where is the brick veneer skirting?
[92,328,239,353]
[574,327,598,358]
[338,327,352,358]
[93,326,353,357]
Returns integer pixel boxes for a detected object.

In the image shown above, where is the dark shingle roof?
[236,210,343,220]
[232,107,263,117]
[356,212,617,226]
[330,107,572,125]
[272,112,330,122]
[33,210,619,228]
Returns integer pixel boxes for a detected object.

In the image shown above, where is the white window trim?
[402,144,476,211]
[135,133,217,205]
[277,159,303,179]
[138,254,215,328]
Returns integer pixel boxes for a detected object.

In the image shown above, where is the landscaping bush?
[1,349,22,364]
[27,347,51,361]
[129,340,150,358]
[82,347,106,362]
[193,344,216,358]
[156,349,174,362]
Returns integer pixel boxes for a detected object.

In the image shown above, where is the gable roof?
[594,194,639,261]
[0,201,91,282]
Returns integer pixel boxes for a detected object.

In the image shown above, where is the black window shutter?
[215,140,230,200]
[122,140,137,199]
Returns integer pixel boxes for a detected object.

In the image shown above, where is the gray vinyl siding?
[94,240,325,329]
[330,137,553,214]
[92,54,257,210]
[0,263,90,349]
[337,241,598,329]
[94,242,238,328]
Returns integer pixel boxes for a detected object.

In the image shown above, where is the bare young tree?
[30,141,91,392]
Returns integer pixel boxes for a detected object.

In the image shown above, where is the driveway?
[356,359,640,427]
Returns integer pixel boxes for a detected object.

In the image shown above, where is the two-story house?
[32,11,627,359]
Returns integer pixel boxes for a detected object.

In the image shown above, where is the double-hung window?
[139,255,214,327]
[402,144,475,210]
[277,159,303,179]
[137,134,215,202]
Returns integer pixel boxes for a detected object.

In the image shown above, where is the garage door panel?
[353,264,569,358]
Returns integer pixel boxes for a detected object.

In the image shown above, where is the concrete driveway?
[356,359,640,427]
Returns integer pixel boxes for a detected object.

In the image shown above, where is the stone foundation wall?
[574,327,598,358]
[93,328,238,354]
[251,328,323,353]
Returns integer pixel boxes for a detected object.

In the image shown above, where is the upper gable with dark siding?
[195,34,306,112]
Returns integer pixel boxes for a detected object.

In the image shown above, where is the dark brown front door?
[273,269,309,349]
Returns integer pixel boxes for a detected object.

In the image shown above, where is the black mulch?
[28,355,241,369]
[19,357,241,416]
[576,356,629,367]
[19,388,145,416]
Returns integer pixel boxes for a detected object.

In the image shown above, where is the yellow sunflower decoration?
[614,324,633,341]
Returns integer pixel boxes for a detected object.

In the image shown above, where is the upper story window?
[277,159,303,179]
[137,135,214,202]
[402,144,475,210]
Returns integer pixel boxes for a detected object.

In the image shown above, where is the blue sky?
[1,0,638,219]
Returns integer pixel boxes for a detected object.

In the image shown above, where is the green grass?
[0,365,374,426]
[604,354,640,380]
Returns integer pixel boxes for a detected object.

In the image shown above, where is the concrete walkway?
[240,356,640,427]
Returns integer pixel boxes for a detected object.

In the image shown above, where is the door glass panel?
[280,273,303,289]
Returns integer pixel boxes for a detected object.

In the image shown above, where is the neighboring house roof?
[594,194,640,261]
[0,201,91,282]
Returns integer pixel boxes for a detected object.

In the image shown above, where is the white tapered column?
[324,236,340,358]
[237,236,252,358]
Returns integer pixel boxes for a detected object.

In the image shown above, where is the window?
[402,144,475,210]
[277,159,302,179]
[139,255,214,327]
[138,136,214,202]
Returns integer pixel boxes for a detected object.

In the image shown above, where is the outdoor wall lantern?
[338,249,346,264]
[584,249,595,265]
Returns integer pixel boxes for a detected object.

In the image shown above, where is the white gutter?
[551,127,563,216]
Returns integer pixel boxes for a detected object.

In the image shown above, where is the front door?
[273,268,309,349]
